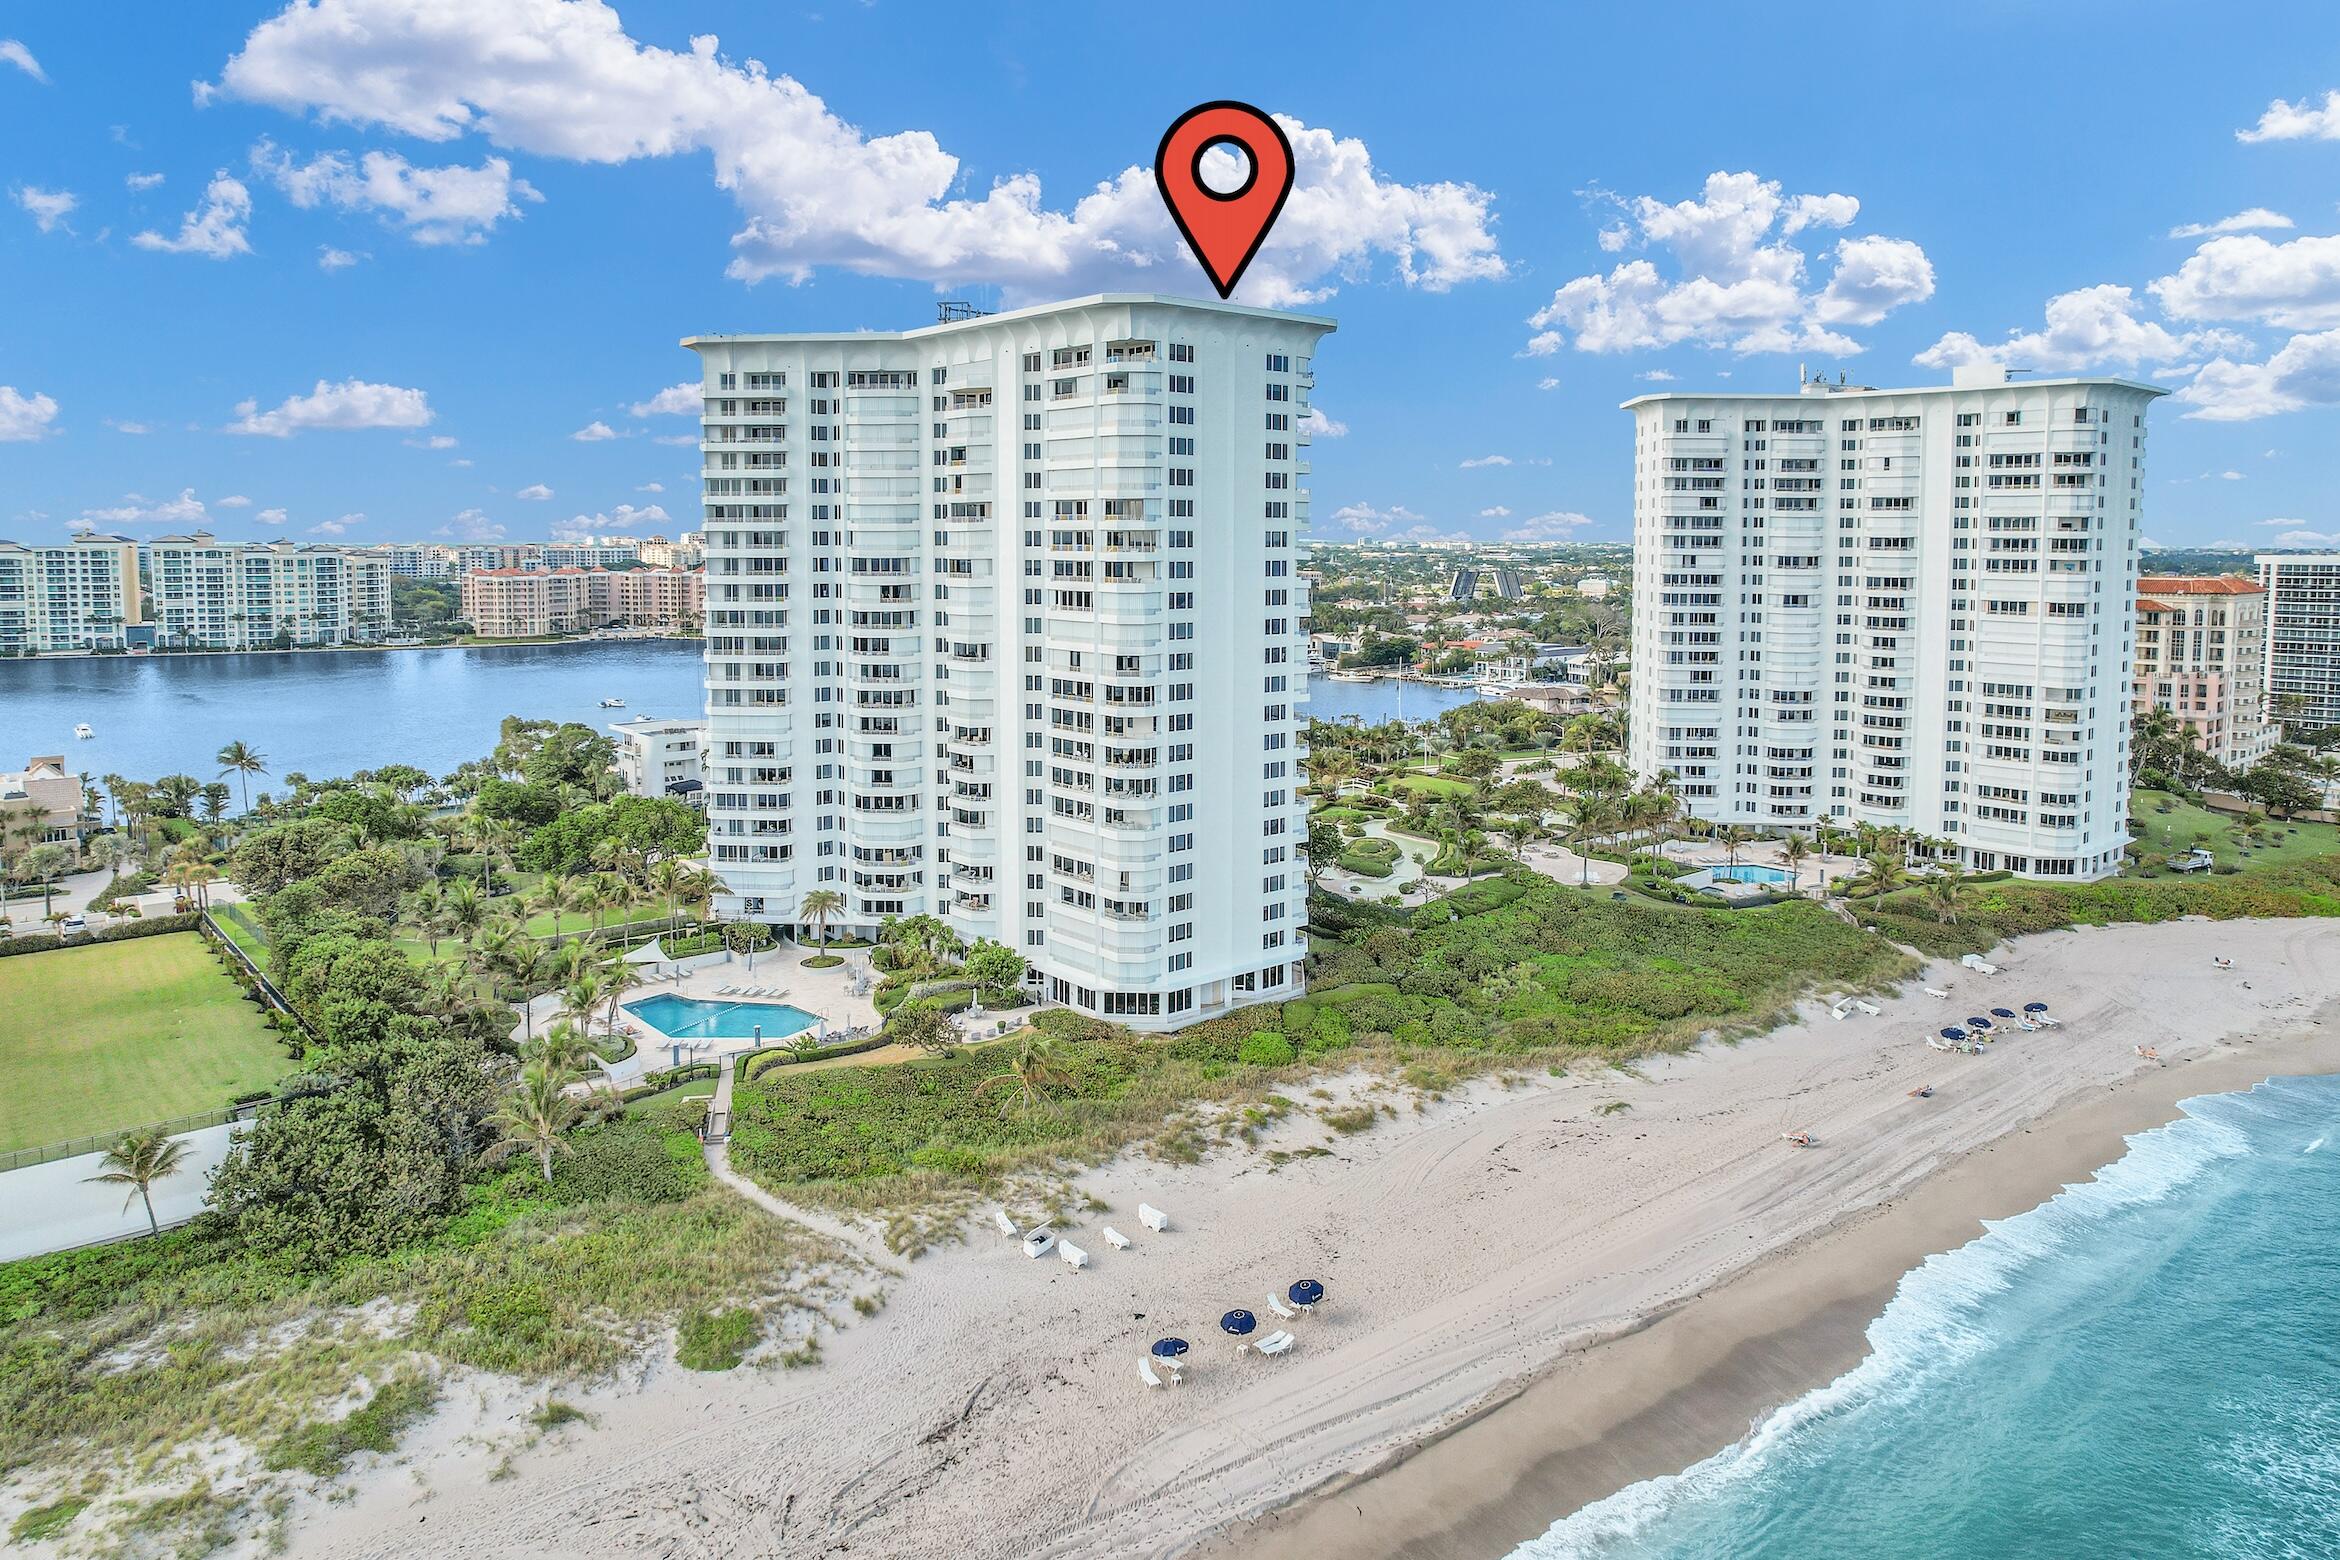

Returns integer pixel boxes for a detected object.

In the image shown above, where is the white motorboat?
[73,723,93,739]
[599,697,626,708]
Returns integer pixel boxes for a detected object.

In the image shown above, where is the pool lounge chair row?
[712,984,790,999]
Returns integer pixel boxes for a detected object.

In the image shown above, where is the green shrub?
[1238,1031,1297,1067]
[676,1307,758,1370]
[264,1374,437,1477]
[542,1111,707,1205]
[804,953,843,969]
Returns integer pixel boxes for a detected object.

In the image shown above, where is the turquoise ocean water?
[1514,1072,2340,1560]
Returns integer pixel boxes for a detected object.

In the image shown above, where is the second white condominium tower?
[1627,366,2160,881]
[685,295,1332,1031]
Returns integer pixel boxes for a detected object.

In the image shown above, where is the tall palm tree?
[1781,835,1811,895]
[599,960,644,1039]
[216,740,269,815]
[402,880,448,957]
[532,873,577,941]
[559,972,607,1037]
[1718,824,1748,870]
[481,1062,583,1184]
[589,871,628,934]
[444,880,486,948]
[528,1020,600,1075]
[1926,865,1969,925]
[801,888,846,950]
[86,1128,192,1236]
[1567,794,1618,887]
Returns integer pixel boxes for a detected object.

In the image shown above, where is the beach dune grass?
[0,934,291,1153]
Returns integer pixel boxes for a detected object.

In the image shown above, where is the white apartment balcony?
[848,811,925,847]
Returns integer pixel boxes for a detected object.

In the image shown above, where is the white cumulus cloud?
[227,377,434,436]
[251,138,542,245]
[0,386,60,442]
[2174,328,2340,421]
[1525,172,1931,356]
[516,482,553,500]
[629,382,701,417]
[1914,284,2247,374]
[14,185,76,234]
[1458,454,1511,469]
[80,489,211,526]
[436,507,504,541]
[1504,510,1595,542]
[2150,232,2340,331]
[1478,506,1511,519]
[1299,406,1346,438]
[205,0,1505,305]
[318,244,366,270]
[571,420,619,442]
[308,513,364,536]
[552,502,668,540]
[256,507,288,525]
[132,171,253,259]
[1329,501,1423,536]
[405,434,458,449]
[126,171,166,192]
[215,494,253,507]
[2237,90,2340,143]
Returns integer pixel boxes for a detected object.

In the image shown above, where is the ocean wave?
[1509,1085,2279,1559]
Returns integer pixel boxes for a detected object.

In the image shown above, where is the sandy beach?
[286,918,2340,1560]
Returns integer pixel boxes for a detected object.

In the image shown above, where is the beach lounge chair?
[1853,998,1882,1016]
[1266,1293,1297,1321]
[1924,987,1950,999]
[1138,1203,1169,1233]
[993,1209,1019,1238]
[1103,1226,1132,1250]
[1255,1331,1295,1356]
[1059,1241,1088,1271]
[1021,1227,1056,1259]
[1140,1358,1164,1389]
[1959,954,1999,975]
[2033,1013,2062,1028]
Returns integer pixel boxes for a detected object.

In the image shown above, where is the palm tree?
[86,1128,192,1235]
[216,740,269,815]
[482,1062,584,1184]
[1567,793,1618,887]
[83,831,129,892]
[801,887,846,950]
[1781,835,1811,895]
[974,1033,1072,1113]
[1718,824,1748,870]
[443,880,486,948]
[1926,865,1969,925]
[559,972,607,1037]
[599,960,644,1039]
[402,881,448,957]
[528,1020,600,1075]
[724,921,764,973]
[20,842,74,919]
[532,873,577,941]
[589,870,628,934]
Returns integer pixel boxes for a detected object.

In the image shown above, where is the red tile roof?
[2138,575,2262,595]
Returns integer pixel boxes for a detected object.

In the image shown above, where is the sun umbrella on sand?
[2024,1002,2049,1015]
[1967,1015,1995,1032]
[1288,1279,1325,1309]
[1150,1338,1189,1361]
[1220,1309,1257,1339]
[1990,1007,2017,1020]
[1940,1027,1969,1042]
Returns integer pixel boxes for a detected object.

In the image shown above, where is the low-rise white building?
[611,715,708,804]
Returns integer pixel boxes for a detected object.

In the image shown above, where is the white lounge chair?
[1255,1331,1295,1356]
[1059,1241,1088,1271]
[1138,1203,1169,1233]
[1265,1293,1297,1321]
[1853,998,1882,1016]
[993,1209,1019,1238]
[2033,1012,2063,1028]
[1021,1227,1055,1259]
[1924,987,1951,999]
[1960,954,1999,975]
[1103,1226,1131,1250]
[1140,1357,1164,1389]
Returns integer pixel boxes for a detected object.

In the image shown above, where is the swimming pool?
[624,994,821,1041]
[1708,863,1792,884]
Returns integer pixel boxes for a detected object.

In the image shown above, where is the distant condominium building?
[1626,366,2157,881]
[638,533,705,569]
[610,715,709,804]
[540,541,643,570]
[684,293,1331,1030]
[459,566,705,638]
[142,534,392,650]
[0,533,144,653]
[0,755,96,847]
[2257,555,2340,736]
[374,543,462,579]
[451,543,542,574]
[2133,575,2274,769]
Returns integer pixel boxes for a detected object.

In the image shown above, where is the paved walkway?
[701,1053,900,1272]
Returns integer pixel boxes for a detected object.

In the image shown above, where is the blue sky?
[2,1,2338,549]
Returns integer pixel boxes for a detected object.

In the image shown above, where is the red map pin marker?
[1155,101,1294,301]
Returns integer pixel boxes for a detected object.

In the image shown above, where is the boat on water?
[1473,681,1516,699]
[73,723,93,739]
[1327,670,1377,683]
[599,697,626,708]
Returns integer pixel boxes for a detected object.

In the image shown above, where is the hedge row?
[0,911,203,960]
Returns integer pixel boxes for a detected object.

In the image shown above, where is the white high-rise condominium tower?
[2255,555,2340,736]
[1627,366,2159,881]
[685,295,1333,1030]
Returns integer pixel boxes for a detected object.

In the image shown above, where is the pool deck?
[514,943,887,1082]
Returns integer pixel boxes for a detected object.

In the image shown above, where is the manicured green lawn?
[1387,773,1475,799]
[2130,789,2340,873]
[0,934,291,1152]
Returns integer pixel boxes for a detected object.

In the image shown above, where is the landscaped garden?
[0,933,295,1154]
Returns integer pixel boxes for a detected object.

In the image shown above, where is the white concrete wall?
[0,1123,237,1263]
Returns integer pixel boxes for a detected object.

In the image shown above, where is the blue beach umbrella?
[1288,1279,1325,1307]
[1150,1337,1189,1360]
[1939,1027,1968,1041]
[1967,1015,1994,1031]
[1990,1008,2017,1020]
[1220,1309,1257,1337]
[2024,1002,2049,1014]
